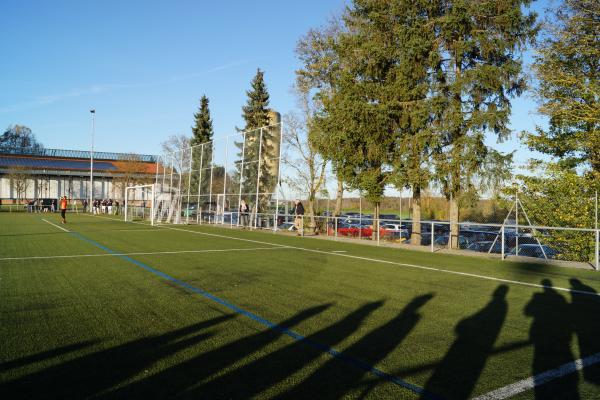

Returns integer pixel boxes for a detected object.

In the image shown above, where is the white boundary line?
[473,351,600,399]
[42,218,70,232]
[0,247,288,262]
[88,214,600,298]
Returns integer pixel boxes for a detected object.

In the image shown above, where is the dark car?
[466,241,506,254]
[507,244,560,259]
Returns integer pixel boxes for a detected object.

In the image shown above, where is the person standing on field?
[292,199,304,236]
[59,196,68,224]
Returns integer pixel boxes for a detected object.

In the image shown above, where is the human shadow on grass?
[282,294,434,399]
[0,340,100,373]
[100,303,332,398]
[525,279,579,400]
[180,300,384,399]
[420,285,509,400]
[570,278,600,386]
[0,314,235,400]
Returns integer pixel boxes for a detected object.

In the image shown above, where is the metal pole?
[238,132,246,227]
[431,221,434,252]
[186,146,193,224]
[359,194,362,240]
[254,128,263,229]
[151,184,155,226]
[222,136,229,225]
[124,187,128,222]
[596,229,599,271]
[515,190,519,256]
[273,123,283,233]
[208,141,215,223]
[501,225,505,260]
[89,109,95,211]
[196,144,204,224]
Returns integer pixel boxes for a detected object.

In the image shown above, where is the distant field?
[2,212,600,399]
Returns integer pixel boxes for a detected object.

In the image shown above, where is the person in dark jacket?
[292,199,305,236]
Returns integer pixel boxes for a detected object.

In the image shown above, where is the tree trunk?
[449,195,459,249]
[334,176,344,217]
[372,201,380,240]
[308,195,316,233]
[411,187,422,245]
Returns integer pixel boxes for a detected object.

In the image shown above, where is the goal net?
[124,184,156,225]
[153,122,282,228]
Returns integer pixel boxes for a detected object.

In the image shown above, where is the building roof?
[0,156,118,171]
[0,147,159,175]
[0,147,157,162]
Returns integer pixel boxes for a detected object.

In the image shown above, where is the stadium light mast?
[89,109,95,211]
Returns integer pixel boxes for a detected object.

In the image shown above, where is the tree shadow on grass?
[420,285,509,400]
[0,314,235,400]
[101,303,332,398]
[570,278,600,386]
[181,300,384,399]
[525,279,579,400]
[283,293,434,399]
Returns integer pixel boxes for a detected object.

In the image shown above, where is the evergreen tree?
[429,0,537,248]
[525,0,600,179]
[236,69,276,214]
[190,95,214,198]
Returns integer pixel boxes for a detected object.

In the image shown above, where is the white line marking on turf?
[0,247,289,262]
[42,218,70,233]
[86,214,600,297]
[473,351,600,399]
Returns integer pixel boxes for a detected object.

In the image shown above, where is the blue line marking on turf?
[67,231,437,399]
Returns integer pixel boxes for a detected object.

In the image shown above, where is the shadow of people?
[570,278,600,385]
[283,293,434,399]
[525,279,579,399]
[101,303,332,398]
[421,285,509,400]
[185,300,384,399]
[0,314,235,399]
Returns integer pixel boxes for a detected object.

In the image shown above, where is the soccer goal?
[125,184,156,225]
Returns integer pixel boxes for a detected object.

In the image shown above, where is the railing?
[184,211,600,270]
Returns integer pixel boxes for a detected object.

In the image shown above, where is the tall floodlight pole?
[89,109,95,211]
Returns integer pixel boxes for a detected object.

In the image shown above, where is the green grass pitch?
[2,212,600,399]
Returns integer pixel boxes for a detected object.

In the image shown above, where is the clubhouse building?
[0,147,158,203]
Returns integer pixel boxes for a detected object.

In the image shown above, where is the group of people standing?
[85,199,119,215]
[237,199,304,236]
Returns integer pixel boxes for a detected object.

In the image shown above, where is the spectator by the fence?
[239,200,249,228]
[82,199,88,213]
[293,199,304,236]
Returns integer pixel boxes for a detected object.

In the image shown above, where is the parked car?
[466,241,506,254]
[507,244,560,259]
[277,222,296,231]
[433,235,472,249]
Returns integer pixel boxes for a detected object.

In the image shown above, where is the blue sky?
[1,0,549,168]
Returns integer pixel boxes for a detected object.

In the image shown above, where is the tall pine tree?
[429,0,537,248]
[237,69,276,214]
[190,95,214,198]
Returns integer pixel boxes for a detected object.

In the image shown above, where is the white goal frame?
[125,184,156,226]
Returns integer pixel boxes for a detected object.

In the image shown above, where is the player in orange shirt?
[59,196,68,224]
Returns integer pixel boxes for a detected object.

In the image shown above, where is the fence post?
[431,221,434,252]
[377,217,380,246]
[501,225,505,260]
[335,217,338,238]
[596,229,600,271]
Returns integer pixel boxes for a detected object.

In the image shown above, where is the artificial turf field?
[2,213,600,399]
